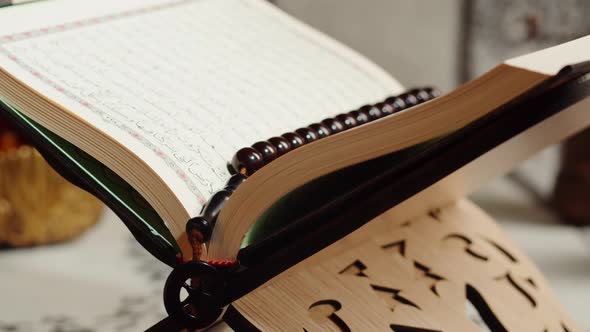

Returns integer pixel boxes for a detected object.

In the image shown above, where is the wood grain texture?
[231,199,580,331]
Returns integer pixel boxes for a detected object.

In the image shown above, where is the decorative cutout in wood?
[339,260,368,278]
[308,300,351,332]
[231,200,581,331]
[381,240,406,257]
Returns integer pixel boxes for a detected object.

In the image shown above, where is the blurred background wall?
[275,0,590,93]
[275,0,462,92]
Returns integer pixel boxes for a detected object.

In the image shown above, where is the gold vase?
[0,146,103,247]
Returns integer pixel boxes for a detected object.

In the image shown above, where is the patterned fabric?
[0,210,173,331]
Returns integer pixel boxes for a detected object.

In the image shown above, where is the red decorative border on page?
[0,0,208,206]
[0,0,191,44]
[0,0,391,225]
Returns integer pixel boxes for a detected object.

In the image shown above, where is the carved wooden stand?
[229,199,580,331]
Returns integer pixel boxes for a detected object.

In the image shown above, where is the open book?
[1,0,590,268]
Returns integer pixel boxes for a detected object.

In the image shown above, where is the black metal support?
[161,261,227,329]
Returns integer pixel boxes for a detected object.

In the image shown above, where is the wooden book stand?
[226,199,580,331]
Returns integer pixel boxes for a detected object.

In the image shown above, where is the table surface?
[0,147,588,332]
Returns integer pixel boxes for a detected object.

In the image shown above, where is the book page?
[0,0,403,218]
[505,35,590,75]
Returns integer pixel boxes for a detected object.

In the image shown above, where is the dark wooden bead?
[309,123,331,139]
[201,189,232,224]
[359,104,382,121]
[400,92,419,107]
[252,141,278,163]
[425,87,441,98]
[226,162,237,175]
[268,136,291,156]
[358,106,372,121]
[282,132,305,150]
[232,147,264,175]
[369,106,383,119]
[375,102,395,116]
[385,96,406,112]
[295,127,318,143]
[224,174,247,192]
[334,114,357,129]
[348,110,370,125]
[186,216,212,242]
[411,88,432,103]
[321,118,345,134]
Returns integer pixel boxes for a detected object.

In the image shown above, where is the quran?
[1,0,590,330]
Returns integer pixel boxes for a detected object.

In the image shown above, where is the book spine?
[186,87,440,265]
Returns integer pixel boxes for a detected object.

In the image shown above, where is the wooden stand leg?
[229,200,581,332]
[554,128,590,226]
